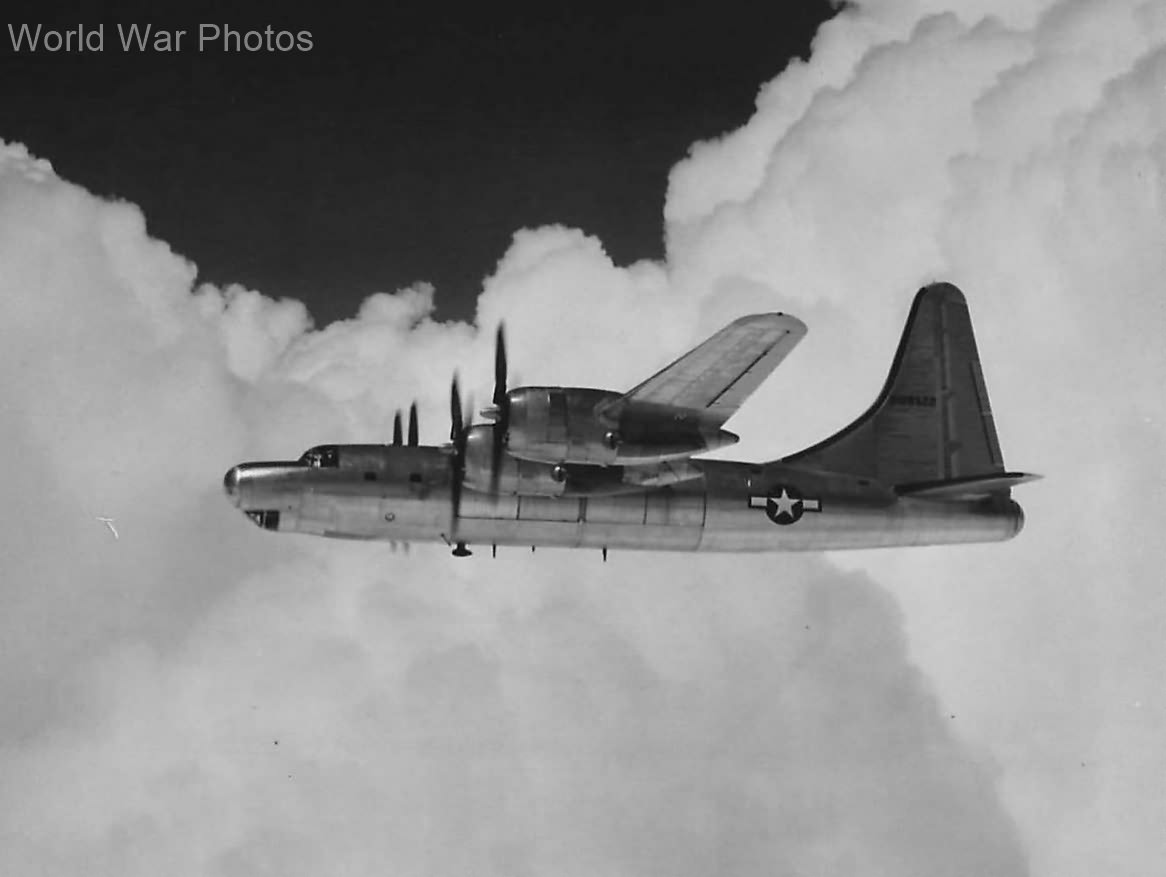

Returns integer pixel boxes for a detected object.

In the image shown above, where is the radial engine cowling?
[464,424,627,497]
[502,387,738,465]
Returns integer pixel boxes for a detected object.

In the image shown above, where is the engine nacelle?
[502,387,738,466]
[462,424,702,497]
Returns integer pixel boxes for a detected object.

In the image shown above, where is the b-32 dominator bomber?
[223,283,1039,557]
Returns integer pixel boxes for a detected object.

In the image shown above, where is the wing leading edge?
[599,313,807,428]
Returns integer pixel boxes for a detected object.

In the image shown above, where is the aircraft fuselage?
[223,445,1024,553]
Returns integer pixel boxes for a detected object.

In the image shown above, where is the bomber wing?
[599,312,807,428]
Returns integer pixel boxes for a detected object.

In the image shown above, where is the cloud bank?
[2,1,1164,875]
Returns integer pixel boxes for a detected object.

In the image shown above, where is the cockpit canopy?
[298,445,339,468]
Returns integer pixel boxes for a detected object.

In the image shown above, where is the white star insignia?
[749,486,821,525]
[768,488,800,519]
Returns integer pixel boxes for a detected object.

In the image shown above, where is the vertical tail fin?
[783,283,1026,491]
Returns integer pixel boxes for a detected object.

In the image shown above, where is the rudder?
[783,283,1010,489]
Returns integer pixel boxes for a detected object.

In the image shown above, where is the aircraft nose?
[223,466,242,504]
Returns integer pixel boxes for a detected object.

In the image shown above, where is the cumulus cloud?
[667,1,1166,873]
[2,1,1163,875]
[2,138,1023,877]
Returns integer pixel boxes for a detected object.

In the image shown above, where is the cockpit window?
[299,445,339,468]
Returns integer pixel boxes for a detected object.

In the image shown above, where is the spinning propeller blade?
[489,324,509,496]
[493,324,507,408]
[448,375,474,556]
[450,377,463,443]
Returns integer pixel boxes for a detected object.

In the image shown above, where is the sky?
[0,2,831,327]
[2,2,1165,876]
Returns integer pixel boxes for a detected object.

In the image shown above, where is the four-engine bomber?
[224,283,1038,556]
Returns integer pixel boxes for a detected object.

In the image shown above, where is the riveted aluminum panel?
[644,489,706,527]
[517,494,583,522]
[583,494,646,525]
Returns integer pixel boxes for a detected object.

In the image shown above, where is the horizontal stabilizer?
[896,472,1042,500]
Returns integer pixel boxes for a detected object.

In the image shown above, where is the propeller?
[448,374,472,555]
[392,403,420,447]
[489,324,509,496]
[450,375,464,443]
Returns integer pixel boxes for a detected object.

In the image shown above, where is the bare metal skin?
[223,284,1036,556]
